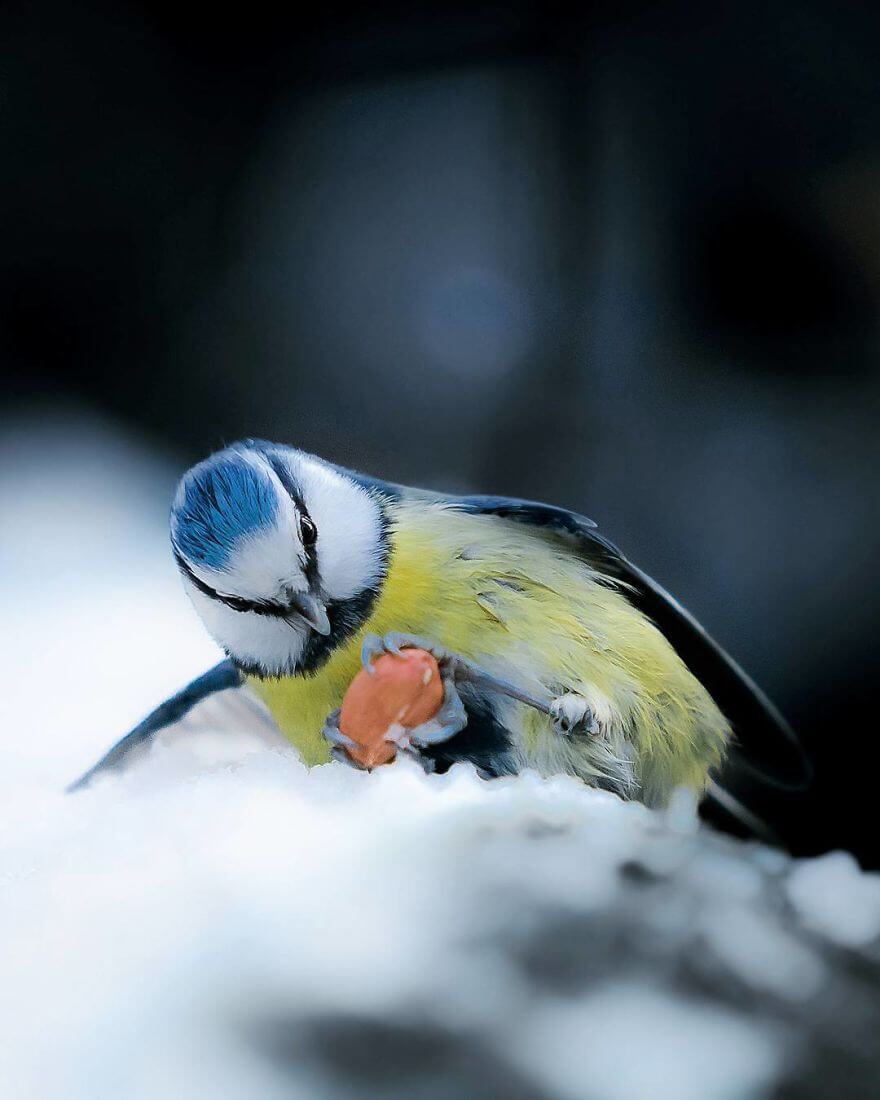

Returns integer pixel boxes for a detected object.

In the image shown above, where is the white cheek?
[292,459,385,600]
[316,515,382,600]
[186,586,307,674]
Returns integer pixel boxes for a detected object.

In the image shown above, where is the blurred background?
[2,0,879,862]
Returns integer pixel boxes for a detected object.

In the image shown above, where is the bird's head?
[170,441,389,676]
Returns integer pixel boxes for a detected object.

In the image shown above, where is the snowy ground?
[2,410,880,1100]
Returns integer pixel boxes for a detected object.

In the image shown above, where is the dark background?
[3,1,879,862]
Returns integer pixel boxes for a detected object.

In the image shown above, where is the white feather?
[186,584,309,675]
[287,452,387,601]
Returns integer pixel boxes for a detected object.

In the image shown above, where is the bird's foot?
[360,631,471,680]
[360,632,552,714]
[401,672,469,749]
[324,634,471,770]
[549,692,604,738]
[321,707,368,769]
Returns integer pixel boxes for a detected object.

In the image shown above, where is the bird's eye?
[299,514,318,547]
[223,594,253,613]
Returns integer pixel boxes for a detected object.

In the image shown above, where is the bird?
[70,439,808,830]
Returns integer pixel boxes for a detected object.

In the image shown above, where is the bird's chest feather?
[247,503,566,764]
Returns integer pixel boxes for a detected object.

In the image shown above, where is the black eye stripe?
[173,552,288,616]
[221,593,258,613]
[263,453,320,579]
[264,453,302,503]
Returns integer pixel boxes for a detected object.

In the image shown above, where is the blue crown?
[172,453,278,570]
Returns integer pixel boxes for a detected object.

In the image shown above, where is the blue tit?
[72,439,808,832]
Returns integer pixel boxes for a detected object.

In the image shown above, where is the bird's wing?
[344,465,807,783]
[68,660,251,791]
[448,492,811,800]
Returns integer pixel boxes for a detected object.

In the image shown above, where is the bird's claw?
[359,632,472,749]
[322,707,368,769]
[408,671,468,748]
[549,693,600,738]
[322,707,354,747]
[360,632,452,674]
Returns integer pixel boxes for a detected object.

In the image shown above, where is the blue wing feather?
[68,660,242,792]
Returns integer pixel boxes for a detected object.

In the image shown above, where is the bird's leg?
[362,634,610,743]
[360,632,553,716]
[328,633,606,770]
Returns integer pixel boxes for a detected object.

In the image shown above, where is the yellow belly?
[248,499,730,801]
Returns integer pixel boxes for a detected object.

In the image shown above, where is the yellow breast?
[247,498,520,764]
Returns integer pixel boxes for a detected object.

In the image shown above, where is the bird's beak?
[286,592,331,636]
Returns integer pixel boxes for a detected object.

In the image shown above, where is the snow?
[2,409,879,1100]
[786,850,880,948]
[517,985,780,1100]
